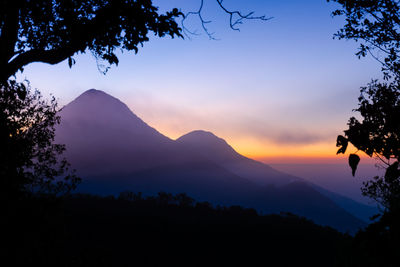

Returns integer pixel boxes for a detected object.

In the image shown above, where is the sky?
[15,0,383,164]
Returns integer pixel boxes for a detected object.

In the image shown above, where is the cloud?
[266,131,331,145]
[225,116,336,146]
[124,92,336,147]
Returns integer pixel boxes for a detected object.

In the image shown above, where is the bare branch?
[374,152,391,167]
[182,0,272,40]
[182,0,217,39]
[215,0,273,31]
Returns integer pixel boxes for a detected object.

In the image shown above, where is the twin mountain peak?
[59,88,239,161]
[56,89,375,233]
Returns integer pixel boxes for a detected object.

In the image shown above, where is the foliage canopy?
[331,0,400,212]
[336,81,400,212]
[0,81,79,199]
[329,0,400,78]
[0,0,183,82]
[330,2,400,263]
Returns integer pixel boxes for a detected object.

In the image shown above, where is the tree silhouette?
[174,193,195,208]
[0,80,79,199]
[329,0,400,79]
[331,0,400,213]
[0,0,183,83]
[336,80,400,212]
[331,0,400,264]
[0,0,269,83]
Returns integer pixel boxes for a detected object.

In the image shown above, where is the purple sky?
[16,0,382,163]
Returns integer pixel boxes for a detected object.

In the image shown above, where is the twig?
[181,0,272,40]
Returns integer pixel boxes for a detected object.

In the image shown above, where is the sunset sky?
[16,0,382,163]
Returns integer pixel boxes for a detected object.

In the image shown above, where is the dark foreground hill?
[5,194,351,267]
[56,89,374,233]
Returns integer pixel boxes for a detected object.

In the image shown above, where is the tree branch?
[182,0,272,40]
[2,2,112,82]
[4,47,80,81]
[0,2,19,67]
[215,0,272,31]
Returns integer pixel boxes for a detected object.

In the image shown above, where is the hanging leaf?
[349,154,360,176]
[336,135,348,154]
[68,57,75,68]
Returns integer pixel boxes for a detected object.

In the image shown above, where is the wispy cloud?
[125,93,336,147]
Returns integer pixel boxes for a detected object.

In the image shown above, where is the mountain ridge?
[56,89,375,232]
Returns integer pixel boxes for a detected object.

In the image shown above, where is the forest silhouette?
[5,192,351,267]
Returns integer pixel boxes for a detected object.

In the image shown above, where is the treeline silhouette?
[5,192,352,267]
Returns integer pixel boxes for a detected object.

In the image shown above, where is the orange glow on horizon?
[226,137,340,159]
[220,136,374,164]
[149,122,373,165]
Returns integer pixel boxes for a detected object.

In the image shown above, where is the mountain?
[57,89,175,176]
[176,130,376,222]
[56,89,373,233]
[176,130,298,186]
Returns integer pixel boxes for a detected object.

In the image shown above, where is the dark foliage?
[0,81,79,199]
[330,1,400,265]
[0,0,269,82]
[331,0,400,215]
[336,81,400,210]
[0,0,183,82]
[329,0,400,79]
[5,192,351,267]
[335,80,400,266]
[346,210,400,267]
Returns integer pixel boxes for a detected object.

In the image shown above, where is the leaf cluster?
[336,80,400,211]
[0,81,80,199]
[329,0,400,78]
[0,0,183,81]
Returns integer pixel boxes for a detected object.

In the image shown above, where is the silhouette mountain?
[56,89,373,232]
[177,130,298,186]
[57,89,175,175]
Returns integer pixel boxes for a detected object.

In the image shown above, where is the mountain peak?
[59,89,170,143]
[83,88,104,94]
[75,88,121,103]
[63,88,131,115]
[180,130,217,138]
[177,130,226,144]
[176,130,243,162]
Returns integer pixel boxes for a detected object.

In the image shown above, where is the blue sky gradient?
[16,0,383,162]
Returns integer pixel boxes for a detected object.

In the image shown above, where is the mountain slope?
[177,130,298,186]
[176,131,377,222]
[57,89,176,175]
[56,89,370,233]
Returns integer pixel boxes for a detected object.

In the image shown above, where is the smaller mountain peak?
[176,130,242,162]
[177,130,220,141]
[186,130,216,137]
[177,130,231,147]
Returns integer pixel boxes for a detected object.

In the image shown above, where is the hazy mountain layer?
[56,89,373,232]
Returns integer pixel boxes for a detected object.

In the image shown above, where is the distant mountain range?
[56,89,376,233]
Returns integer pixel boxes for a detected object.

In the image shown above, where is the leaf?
[336,135,348,154]
[68,57,75,68]
[16,88,27,100]
[349,154,360,176]
[384,161,399,183]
